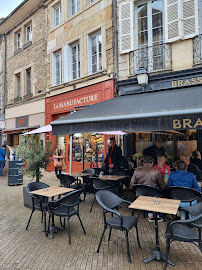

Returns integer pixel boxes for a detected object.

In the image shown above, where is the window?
[68,0,80,16]
[26,68,31,95]
[15,73,21,97]
[54,5,62,26]
[26,25,32,42]
[72,43,80,80]
[135,0,163,71]
[52,51,62,86]
[16,32,21,49]
[88,32,102,74]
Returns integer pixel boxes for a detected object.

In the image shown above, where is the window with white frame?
[26,68,31,95]
[26,25,32,42]
[54,4,62,27]
[72,42,80,80]
[16,32,21,49]
[15,73,21,97]
[68,0,80,17]
[52,51,63,86]
[88,32,102,74]
[134,0,163,71]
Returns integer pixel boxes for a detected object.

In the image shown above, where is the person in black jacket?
[102,138,122,174]
[180,154,202,182]
[191,151,202,170]
[143,139,165,165]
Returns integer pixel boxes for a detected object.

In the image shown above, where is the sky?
[0,0,24,18]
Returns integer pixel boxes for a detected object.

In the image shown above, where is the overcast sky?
[0,0,24,18]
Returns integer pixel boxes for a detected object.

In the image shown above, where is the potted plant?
[16,135,55,207]
[132,153,143,168]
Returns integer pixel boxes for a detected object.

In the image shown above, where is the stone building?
[0,0,48,147]
[44,0,116,172]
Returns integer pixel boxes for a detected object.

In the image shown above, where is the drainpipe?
[112,0,118,95]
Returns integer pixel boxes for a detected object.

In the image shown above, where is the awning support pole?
[69,134,73,173]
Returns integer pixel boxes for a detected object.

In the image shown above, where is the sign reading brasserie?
[173,117,202,129]
[171,76,202,88]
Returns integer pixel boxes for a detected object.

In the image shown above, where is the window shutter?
[87,35,92,75]
[165,0,180,42]
[182,0,199,39]
[52,53,56,86]
[67,0,72,17]
[51,8,55,28]
[119,1,133,54]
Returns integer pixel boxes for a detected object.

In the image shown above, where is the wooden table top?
[100,175,126,181]
[67,173,90,177]
[129,196,180,215]
[30,186,75,198]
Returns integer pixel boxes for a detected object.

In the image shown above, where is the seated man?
[167,160,201,220]
[180,154,202,182]
[191,151,202,170]
[131,156,165,222]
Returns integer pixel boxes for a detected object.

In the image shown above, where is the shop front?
[45,79,114,172]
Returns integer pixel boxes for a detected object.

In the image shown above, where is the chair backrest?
[93,178,111,191]
[82,168,95,176]
[26,182,49,198]
[93,167,102,177]
[132,184,161,197]
[167,186,201,202]
[56,189,82,207]
[57,174,76,187]
[96,190,124,210]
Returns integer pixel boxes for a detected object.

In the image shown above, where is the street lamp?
[136,68,148,86]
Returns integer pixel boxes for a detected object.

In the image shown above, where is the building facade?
[0,0,48,147]
[45,0,116,171]
[115,0,202,160]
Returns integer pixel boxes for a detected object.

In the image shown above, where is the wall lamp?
[136,68,148,86]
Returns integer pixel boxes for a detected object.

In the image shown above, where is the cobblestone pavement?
[0,171,201,270]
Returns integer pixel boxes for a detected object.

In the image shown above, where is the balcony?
[193,35,202,65]
[129,43,172,76]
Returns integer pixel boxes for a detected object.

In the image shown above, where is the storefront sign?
[173,117,202,129]
[16,115,28,128]
[52,93,100,113]
[172,76,202,88]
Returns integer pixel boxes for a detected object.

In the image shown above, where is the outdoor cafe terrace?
[0,171,201,270]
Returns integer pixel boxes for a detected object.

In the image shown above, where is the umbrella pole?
[69,134,73,173]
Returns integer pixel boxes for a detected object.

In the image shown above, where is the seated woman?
[154,156,170,178]
[167,160,201,220]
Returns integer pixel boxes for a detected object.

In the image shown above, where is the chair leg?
[67,218,71,245]
[77,214,86,235]
[41,211,44,223]
[125,231,132,264]
[90,196,96,213]
[26,209,35,230]
[135,224,141,249]
[60,216,63,227]
[108,228,112,241]
[44,212,48,237]
[97,225,107,253]
[164,238,170,270]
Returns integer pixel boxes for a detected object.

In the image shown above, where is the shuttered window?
[119,2,134,54]
[165,0,199,42]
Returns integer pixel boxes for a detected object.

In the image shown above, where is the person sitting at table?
[167,160,201,220]
[191,151,202,170]
[143,139,165,165]
[130,156,165,222]
[154,156,170,178]
[102,138,122,174]
[180,153,202,182]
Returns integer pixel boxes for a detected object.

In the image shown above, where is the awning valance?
[51,86,202,135]
[22,125,52,135]
[0,126,40,135]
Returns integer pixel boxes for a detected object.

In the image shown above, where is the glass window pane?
[152,0,163,14]
[152,13,162,28]
[152,27,163,43]
[138,31,148,46]
[138,4,147,18]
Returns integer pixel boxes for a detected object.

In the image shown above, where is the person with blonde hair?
[53,144,65,180]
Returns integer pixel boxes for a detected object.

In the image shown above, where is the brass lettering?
[191,78,197,84]
[178,80,184,86]
[173,119,182,129]
[184,79,191,86]
[183,119,192,129]
[197,77,202,83]
[172,81,177,87]
[194,118,202,128]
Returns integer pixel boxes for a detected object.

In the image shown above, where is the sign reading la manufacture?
[53,94,99,110]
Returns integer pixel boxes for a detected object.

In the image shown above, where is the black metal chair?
[57,174,77,189]
[26,182,49,236]
[93,167,102,177]
[48,189,86,244]
[164,202,202,270]
[90,177,112,213]
[112,170,130,198]
[95,190,141,263]
[81,168,95,193]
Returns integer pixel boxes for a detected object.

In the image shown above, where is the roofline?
[51,108,202,126]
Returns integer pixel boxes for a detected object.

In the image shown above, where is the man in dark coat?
[103,138,122,174]
[180,154,202,182]
[191,151,202,170]
[143,139,165,165]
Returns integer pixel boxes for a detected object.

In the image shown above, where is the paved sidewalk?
[0,171,201,270]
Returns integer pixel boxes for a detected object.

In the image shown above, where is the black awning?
[51,86,202,135]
